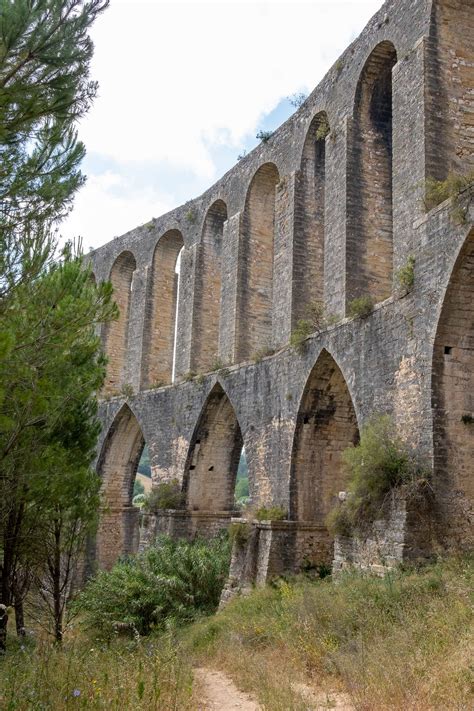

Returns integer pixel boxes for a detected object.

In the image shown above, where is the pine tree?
[0,0,113,651]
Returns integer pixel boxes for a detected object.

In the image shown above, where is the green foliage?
[144,480,184,512]
[121,382,135,397]
[133,479,145,498]
[315,116,330,141]
[287,92,307,109]
[182,370,196,382]
[256,130,273,143]
[396,255,415,293]
[228,521,251,545]
[0,634,193,709]
[252,346,275,363]
[76,536,231,638]
[347,295,374,319]
[0,0,109,300]
[211,357,226,372]
[290,319,313,354]
[424,171,474,224]
[185,557,474,710]
[137,445,151,477]
[185,209,197,224]
[254,506,287,521]
[237,150,247,161]
[335,58,344,75]
[234,476,249,503]
[327,415,428,535]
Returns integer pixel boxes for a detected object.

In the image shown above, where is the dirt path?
[194,667,261,710]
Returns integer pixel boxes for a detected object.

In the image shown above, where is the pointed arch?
[103,251,136,395]
[96,404,145,569]
[432,228,474,547]
[347,41,397,307]
[290,350,359,523]
[237,162,280,361]
[294,111,329,322]
[192,200,227,372]
[183,383,243,512]
[142,230,184,387]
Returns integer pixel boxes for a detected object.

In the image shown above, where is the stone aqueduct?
[89,0,473,579]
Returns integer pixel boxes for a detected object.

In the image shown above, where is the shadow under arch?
[289,349,360,524]
[182,382,243,513]
[347,40,398,308]
[141,229,184,388]
[95,403,145,570]
[103,250,137,395]
[237,162,280,362]
[191,199,228,372]
[293,111,329,322]
[431,227,474,549]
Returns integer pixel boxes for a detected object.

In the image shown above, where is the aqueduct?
[90,0,473,580]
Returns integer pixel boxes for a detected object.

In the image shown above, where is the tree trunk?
[0,605,8,653]
[53,519,63,643]
[14,598,25,637]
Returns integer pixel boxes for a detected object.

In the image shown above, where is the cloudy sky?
[63,0,382,251]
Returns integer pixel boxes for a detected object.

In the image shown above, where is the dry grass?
[0,633,193,710]
[183,556,474,710]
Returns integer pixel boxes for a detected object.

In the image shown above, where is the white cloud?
[62,171,174,249]
[63,0,382,249]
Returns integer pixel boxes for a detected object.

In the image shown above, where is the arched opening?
[103,251,136,396]
[142,230,184,388]
[237,163,280,361]
[96,405,145,570]
[290,350,359,525]
[192,200,227,372]
[347,41,397,308]
[432,228,474,548]
[183,384,243,513]
[294,112,328,322]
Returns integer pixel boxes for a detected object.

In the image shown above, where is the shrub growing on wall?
[327,415,428,536]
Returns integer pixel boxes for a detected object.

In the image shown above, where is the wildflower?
[72,689,81,697]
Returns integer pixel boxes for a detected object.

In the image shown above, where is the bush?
[424,171,474,224]
[396,255,415,293]
[290,319,313,353]
[315,116,330,141]
[254,506,287,521]
[327,415,428,535]
[347,295,374,319]
[144,479,184,512]
[256,129,273,143]
[75,536,231,638]
[229,521,251,545]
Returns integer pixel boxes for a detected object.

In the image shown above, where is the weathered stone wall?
[90,0,473,573]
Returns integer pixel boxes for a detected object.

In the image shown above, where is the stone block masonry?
[90,0,473,579]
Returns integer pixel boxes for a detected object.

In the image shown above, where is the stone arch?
[191,200,227,372]
[347,41,398,308]
[293,111,329,322]
[141,230,184,387]
[96,404,145,569]
[237,162,280,361]
[290,349,359,524]
[103,251,136,396]
[183,383,243,512]
[432,228,474,548]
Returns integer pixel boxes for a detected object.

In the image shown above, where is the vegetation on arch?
[326,415,430,537]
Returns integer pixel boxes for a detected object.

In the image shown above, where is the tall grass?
[184,556,474,710]
[0,635,193,710]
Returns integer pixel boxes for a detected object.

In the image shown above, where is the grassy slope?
[1,556,472,710]
[183,556,474,710]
